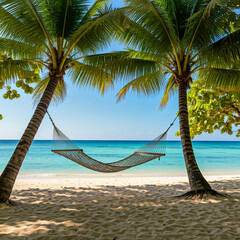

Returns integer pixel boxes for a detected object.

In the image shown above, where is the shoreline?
[13,174,240,190]
[1,139,239,141]
[16,172,240,179]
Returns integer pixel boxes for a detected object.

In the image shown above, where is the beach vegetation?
[84,0,240,198]
[0,0,123,204]
[176,80,240,139]
[0,53,40,119]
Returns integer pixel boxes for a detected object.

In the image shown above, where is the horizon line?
[0,139,239,142]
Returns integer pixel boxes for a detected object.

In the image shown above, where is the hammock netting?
[51,123,170,173]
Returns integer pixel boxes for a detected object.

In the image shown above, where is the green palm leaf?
[200,68,240,91]
[83,51,160,79]
[0,38,44,59]
[67,6,126,55]
[0,0,48,46]
[159,75,177,108]
[0,58,36,82]
[183,0,232,70]
[67,63,114,95]
[32,75,67,104]
[39,0,88,39]
[185,0,233,46]
[199,30,240,67]
[116,70,165,102]
[81,0,108,22]
[157,0,191,40]
[125,0,178,53]
[117,15,172,55]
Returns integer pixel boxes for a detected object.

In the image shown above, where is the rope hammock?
[47,112,178,173]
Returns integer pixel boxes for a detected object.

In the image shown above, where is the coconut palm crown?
[84,0,240,197]
[0,0,124,203]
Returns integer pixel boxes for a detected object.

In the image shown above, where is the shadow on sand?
[0,179,239,240]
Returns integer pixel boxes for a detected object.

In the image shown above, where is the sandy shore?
[0,174,239,240]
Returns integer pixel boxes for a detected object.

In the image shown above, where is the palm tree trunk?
[0,74,59,203]
[178,81,211,191]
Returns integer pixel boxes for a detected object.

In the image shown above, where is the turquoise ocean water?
[0,140,239,176]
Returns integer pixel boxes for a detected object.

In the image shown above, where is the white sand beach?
[0,174,240,240]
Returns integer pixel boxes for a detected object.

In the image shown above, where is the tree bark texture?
[0,75,59,202]
[178,81,212,191]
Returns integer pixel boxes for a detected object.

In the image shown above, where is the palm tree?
[0,0,123,204]
[84,0,240,198]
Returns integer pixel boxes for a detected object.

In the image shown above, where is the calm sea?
[0,140,239,176]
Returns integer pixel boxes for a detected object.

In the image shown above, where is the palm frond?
[81,0,108,22]
[67,62,114,95]
[125,0,178,53]
[116,70,165,102]
[159,0,192,40]
[39,0,88,39]
[0,58,36,82]
[199,29,240,67]
[82,51,129,65]
[126,49,167,62]
[116,15,172,55]
[0,38,44,59]
[200,68,240,92]
[183,0,232,50]
[159,75,177,108]
[32,75,67,104]
[0,0,48,46]
[83,51,160,79]
[67,6,126,55]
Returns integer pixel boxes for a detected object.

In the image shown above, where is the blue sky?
[0,1,239,141]
[0,75,238,141]
[0,56,238,141]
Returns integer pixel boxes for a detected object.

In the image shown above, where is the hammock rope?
[47,111,178,173]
